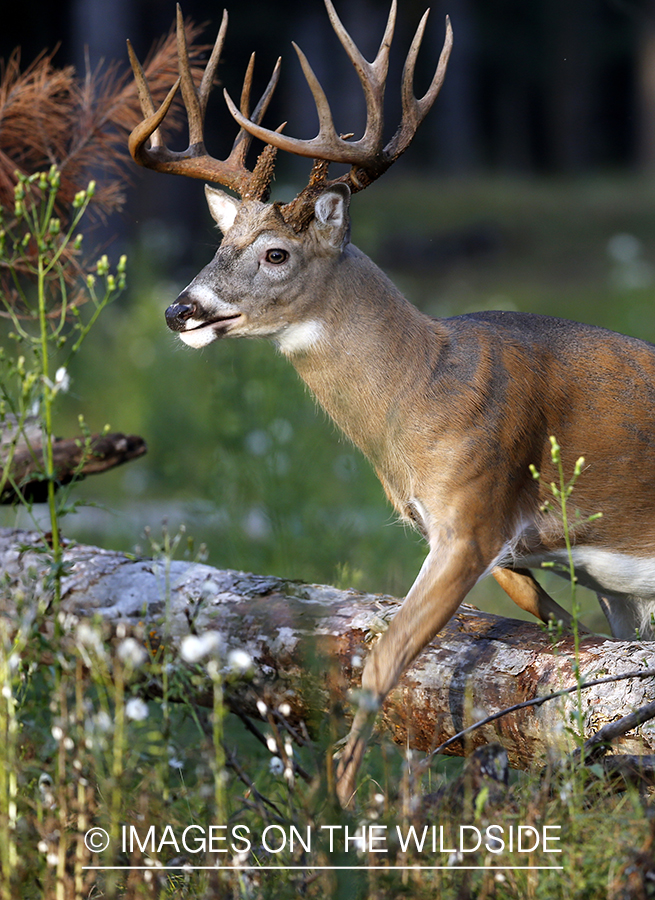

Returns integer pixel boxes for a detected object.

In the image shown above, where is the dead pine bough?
[2,527,655,787]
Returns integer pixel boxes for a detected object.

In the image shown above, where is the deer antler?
[127,4,281,200]
[224,0,453,207]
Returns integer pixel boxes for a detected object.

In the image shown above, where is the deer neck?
[284,245,440,493]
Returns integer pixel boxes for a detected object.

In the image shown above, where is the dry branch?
[0,432,147,503]
[2,527,655,769]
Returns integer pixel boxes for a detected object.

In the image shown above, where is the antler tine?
[175,4,205,147]
[389,12,454,160]
[126,39,177,155]
[229,54,282,168]
[198,8,228,119]
[322,0,396,150]
[127,7,282,199]
[224,0,453,204]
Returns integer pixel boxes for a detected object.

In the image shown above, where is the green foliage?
[0,166,125,598]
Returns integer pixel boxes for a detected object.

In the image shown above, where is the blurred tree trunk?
[636,1,655,172]
[428,0,480,172]
[543,0,597,172]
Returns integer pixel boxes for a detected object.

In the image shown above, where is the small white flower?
[256,700,268,717]
[54,367,70,393]
[168,755,184,769]
[351,827,366,854]
[278,702,291,717]
[269,756,284,775]
[266,735,277,753]
[117,638,148,668]
[232,848,250,866]
[75,624,106,661]
[93,710,112,733]
[125,698,149,721]
[51,725,63,742]
[180,635,204,663]
[227,648,252,674]
[47,852,59,867]
[38,773,55,809]
[57,612,79,632]
[180,632,223,663]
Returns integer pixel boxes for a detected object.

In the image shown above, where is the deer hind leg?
[596,592,655,640]
[492,566,591,634]
[336,541,488,807]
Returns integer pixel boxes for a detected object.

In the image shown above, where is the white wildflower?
[269,756,284,775]
[125,697,149,721]
[227,648,252,674]
[351,827,366,854]
[75,623,107,662]
[54,367,70,393]
[93,710,112,733]
[117,637,148,668]
[180,632,223,663]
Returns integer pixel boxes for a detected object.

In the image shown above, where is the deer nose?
[165,296,197,332]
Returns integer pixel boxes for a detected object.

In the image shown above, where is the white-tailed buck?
[128,2,655,806]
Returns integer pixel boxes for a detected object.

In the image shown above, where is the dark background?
[5,0,655,182]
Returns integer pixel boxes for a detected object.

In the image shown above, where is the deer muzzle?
[165,298,197,332]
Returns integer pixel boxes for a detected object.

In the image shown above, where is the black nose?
[165,294,197,332]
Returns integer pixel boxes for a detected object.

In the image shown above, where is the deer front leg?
[492,566,591,634]
[335,539,489,808]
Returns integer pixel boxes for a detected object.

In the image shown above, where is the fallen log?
[1,527,655,769]
[0,425,147,503]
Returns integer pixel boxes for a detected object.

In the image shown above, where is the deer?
[128,1,655,807]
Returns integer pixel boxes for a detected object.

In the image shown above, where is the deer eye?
[265,248,289,265]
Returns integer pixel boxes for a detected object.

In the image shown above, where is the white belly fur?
[518,547,655,599]
[516,547,655,639]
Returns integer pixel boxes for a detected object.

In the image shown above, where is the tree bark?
[2,527,655,768]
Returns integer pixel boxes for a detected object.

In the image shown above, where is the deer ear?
[313,184,351,249]
[205,185,239,233]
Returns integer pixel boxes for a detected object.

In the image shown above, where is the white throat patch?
[275,319,325,355]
